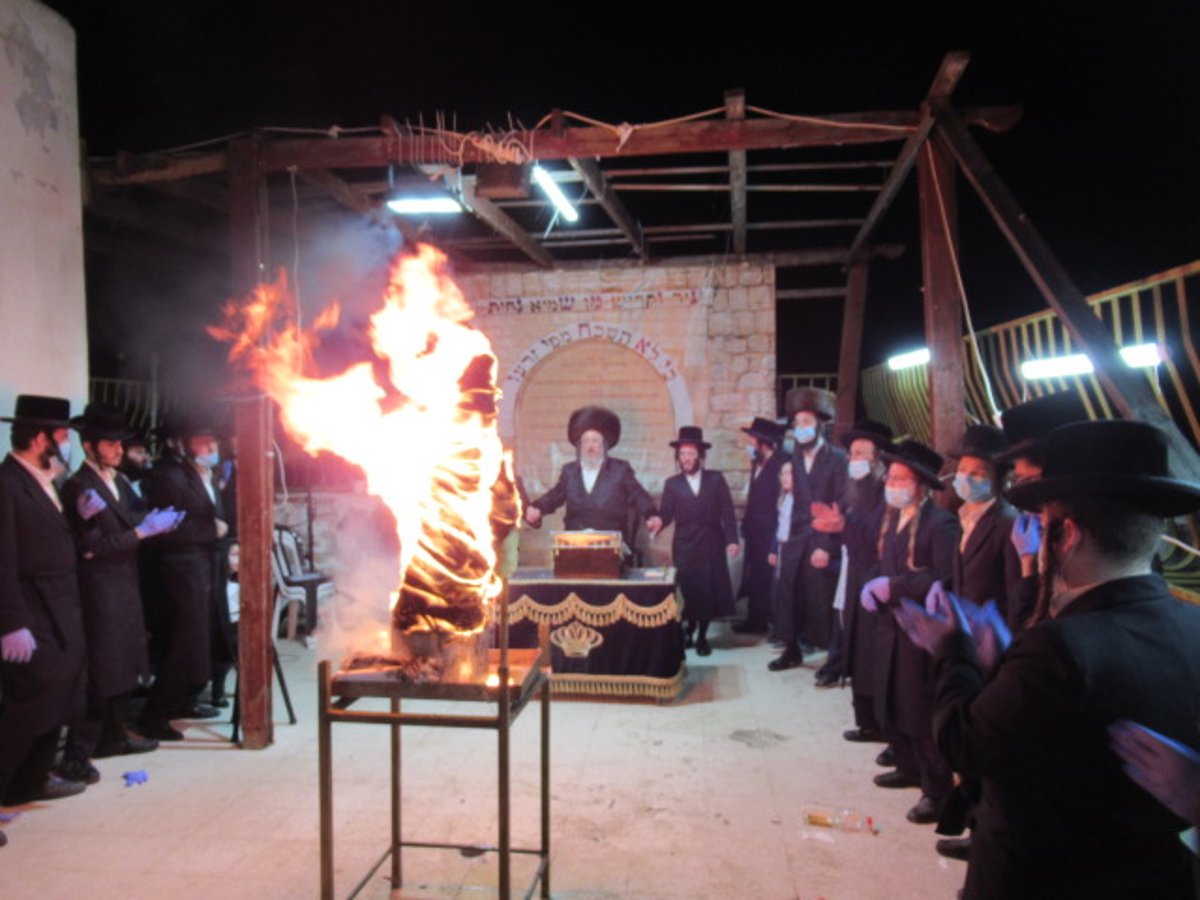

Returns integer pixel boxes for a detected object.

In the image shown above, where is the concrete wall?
[0,0,87,453]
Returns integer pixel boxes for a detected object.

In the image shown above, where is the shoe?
[906,795,940,824]
[695,638,712,657]
[180,703,220,720]
[731,621,769,635]
[875,746,897,767]
[210,697,230,709]
[767,653,803,672]
[814,671,839,688]
[93,736,159,758]
[0,829,6,848]
[842,727,884,743]
[137,720,185,741]
[936,836,972,861]
[683,633,695,649]
[56,759,100,785]
[873,770,920,789]
[35,773,87,800]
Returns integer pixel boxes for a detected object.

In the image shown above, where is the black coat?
[870,499,959,734]
[531,457,656,548]
[787,442,850,646]
[934,575,1200,899]
[952,500,1022,625]
[741,450,784,554]
[0,456,86,739]
[145,456,222,685]
[840,476,886,685]
[61,465,150,698]
[659,470,738,621]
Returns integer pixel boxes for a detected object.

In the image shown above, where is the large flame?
[212,245,518,648]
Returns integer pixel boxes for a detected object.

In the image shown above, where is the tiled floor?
[2,630,966,898]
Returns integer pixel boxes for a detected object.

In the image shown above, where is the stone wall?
[0,0,87,451]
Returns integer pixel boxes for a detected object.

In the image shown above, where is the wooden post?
[932,101,1200,481]
[725,89,748,255]
[228,136,275,748]
[835,259,869,435]
[917,134,965,462]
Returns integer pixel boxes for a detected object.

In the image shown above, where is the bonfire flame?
[212,245,519,652]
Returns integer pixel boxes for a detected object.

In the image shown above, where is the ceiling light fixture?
[1020,343,1162,380]
[887,347,931,371]
[532,165,579,223]
[385,196,463,215]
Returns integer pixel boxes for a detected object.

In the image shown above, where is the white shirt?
[85,459,119,497]
[776,492,794,544]
[11,452,63,512]
[802,438,824,474]
[194,463,218,506]
[581,463,601,494]
[958,498,996,551]
[686,471,702,495]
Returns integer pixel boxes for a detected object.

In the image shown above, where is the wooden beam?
[85,190,229,256]
[931,100,1200,480]
[611,182,881,193]
[777,287,849,300]
[228,137,275,749]
[847,51,971,264]
[835,260,869,432]
[462,180,554,268]
[918,133,965,462]
[296,168,423,247]
[726,90,748,254]
[568,156,648,259]
[142,178,229,214]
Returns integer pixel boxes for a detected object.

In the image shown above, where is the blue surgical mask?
[193,451,220,469]
[884,485,915,509]
[953,472,992,504]
[57,441,71,464]
[793,425,816,445]
[746,444,758,460]
[848,458,872,481]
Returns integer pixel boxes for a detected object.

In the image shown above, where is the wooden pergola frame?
[86,51,1200,747]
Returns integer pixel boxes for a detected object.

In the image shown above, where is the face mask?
[193,451,220,469]
[848,458,872,481]
[57,441,71,465]
[793,425,816,445]
[953,472,992,504]
[781,436,796,455]
[746,444,758,460]
[884,485,915,509]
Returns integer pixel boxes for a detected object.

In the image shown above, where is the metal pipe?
[540,677,551,897]
[326,709,501,728]
[318,660,334,900]
[610,182,883,192]
[390,696,402,888]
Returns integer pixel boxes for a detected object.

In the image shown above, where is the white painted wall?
[0,0,87,454]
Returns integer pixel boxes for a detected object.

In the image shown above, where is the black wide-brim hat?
[70,402,136,442]
[784,386,836,421]
[159,410,220,441]
[880,439,947,489]
[1,394,72,428]
[742,416,785,444]
[948,424,1010,461]
[567,405,621,449]
[840,419,894,451]
[669,425,711,450]
[1006,420,1200,517]
[996,391,1090,463]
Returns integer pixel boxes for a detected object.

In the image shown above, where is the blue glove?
[861,576,890,611]
[1011,513,1041,557]
[137,507,184,539]
[76,488,107,521]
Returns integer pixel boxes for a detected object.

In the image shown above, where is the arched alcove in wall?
[513,339,679,567]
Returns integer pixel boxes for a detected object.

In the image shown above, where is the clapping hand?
[1110,720,1200,827]
[811,501,845,534]
[1011,513,1041,557]
[1,627,37,663]
[76,488,107,521]
[860,576,890,611]
[137,507,185,539]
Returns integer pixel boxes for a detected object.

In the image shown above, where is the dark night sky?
[43,1,1200,383]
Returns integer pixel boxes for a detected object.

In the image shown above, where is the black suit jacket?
[741,450,784,553]
[934,575,1200,898]
[531,456,655,548]
[952,499,1022,625]
[659,469,738,620]
[0,455,86,736]
[787,441,849,560]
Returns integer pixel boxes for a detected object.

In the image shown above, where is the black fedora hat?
[567,405,621,449]
[948,424,1010,461]
[840,419,894,451]
[70,403,136,442]
[1006,420,1200,517]
[159,410,220,441]
[669,426,712,450]
[996,392,1090,463]
[784,386,836,421]
[741,416,786,444]
[1,394,71,428]
[880,439,946,489]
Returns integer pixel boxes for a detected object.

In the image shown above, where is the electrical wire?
[1162,534,1200,559]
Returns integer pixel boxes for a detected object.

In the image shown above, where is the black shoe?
[767,653,803,672]
[35,773,87,800]
[875,746,897,767]
[683,633,695,649]
[695,638,712,657]
[906,795,940,824]
[814,671,839,688]
[731,620,768,635]
[137,720,185,742]
[936,836,972,861]
[93,736,159,757]
[874,770,920,789]
[842,727,885,743]
[210,697,230,709]
[0,829,6,847]
[180,703,220,720]
[56,759,100,785]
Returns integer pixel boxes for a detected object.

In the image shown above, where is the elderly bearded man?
[525,405,657,552]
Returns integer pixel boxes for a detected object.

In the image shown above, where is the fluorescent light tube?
[386,197,462,215]
[532,165,579,223]
[887,348,931,371]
